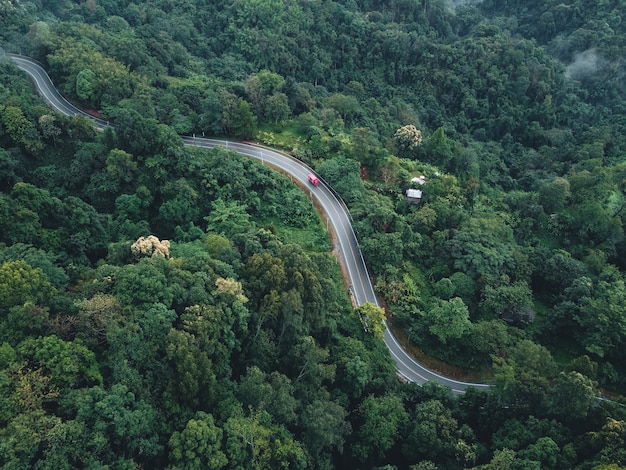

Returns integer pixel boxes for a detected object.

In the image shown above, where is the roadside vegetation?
[1,0,626,468]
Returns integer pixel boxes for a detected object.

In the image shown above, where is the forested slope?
[1,0,626,468]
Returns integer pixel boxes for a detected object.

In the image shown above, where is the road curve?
[8,53,490,393]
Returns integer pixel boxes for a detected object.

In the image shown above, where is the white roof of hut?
[406,189,422,199]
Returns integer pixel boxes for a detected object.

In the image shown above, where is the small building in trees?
[406,188,423,203]
[412,175,426,185]
[406,175,425,203]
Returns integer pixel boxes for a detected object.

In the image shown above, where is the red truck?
[308,173,319,187]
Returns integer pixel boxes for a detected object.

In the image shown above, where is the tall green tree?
[165,328,219,410]
[493,340,557,415]
[352,393,408,463]
[446,216,517,280]
[71,384,162,461]
[114,259,173,308]
[233,99,257,139]
[300,399,351,467]
[169,411,228,469]
[237,366,298,426]
[224,410,307,470]
[423,297,471,345]
[16,336,102,389]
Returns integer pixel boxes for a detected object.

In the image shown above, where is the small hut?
[406,175,425,204]
[405,188,423,203]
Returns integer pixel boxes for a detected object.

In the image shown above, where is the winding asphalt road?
[7,53,490,393]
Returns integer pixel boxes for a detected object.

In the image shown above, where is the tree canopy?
[1,0,626,467]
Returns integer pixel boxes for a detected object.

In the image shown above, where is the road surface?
[7,53,490,393]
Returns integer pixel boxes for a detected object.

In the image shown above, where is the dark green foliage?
[1,0,626,467]
[317,156,365,203]
[352,393,408,463]
[169,411,227,469]
[16,335,102,389]
[68,384,163,461]
[0,244,69,289]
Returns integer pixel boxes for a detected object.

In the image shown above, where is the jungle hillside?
[1,0,626,468]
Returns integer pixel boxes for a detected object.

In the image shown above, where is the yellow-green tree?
[0,260,55,311]
[0,106,43,154]
[356,302,386,340]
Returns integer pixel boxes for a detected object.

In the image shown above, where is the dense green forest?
[1,0,626,468]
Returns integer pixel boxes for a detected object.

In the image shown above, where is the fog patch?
[565,48,605,81]
[445,0,482,11]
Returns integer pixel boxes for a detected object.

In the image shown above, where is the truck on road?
[308,173,319,187]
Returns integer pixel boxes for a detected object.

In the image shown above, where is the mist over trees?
[1,0,626,468]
